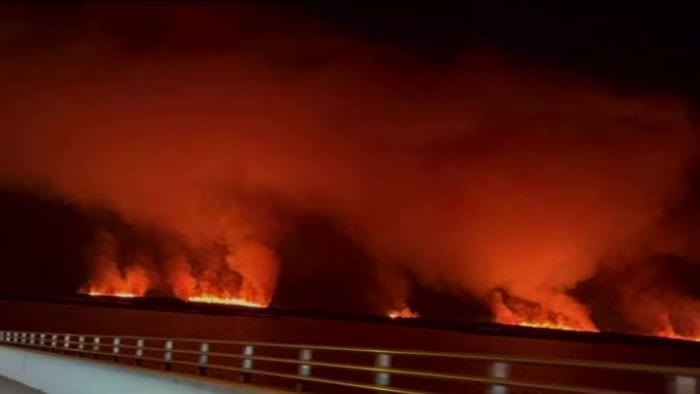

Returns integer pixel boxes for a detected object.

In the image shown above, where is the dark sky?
[1,2,700,325]
[306,3,700,99]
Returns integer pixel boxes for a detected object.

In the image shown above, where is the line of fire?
[77,262,700,343]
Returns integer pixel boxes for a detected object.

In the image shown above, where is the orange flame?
[81,265,150,299]
[167,255,271,309]
[86,290,138,298]
[649,315,700,342]
[387,305,420,319]
[186,293,266,308]
[491,291,598,332]
[515,320,593,332]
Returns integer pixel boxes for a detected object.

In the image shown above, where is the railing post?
[13,332,18,343]
[112,337,121,362]
[198,342,209,376]
[92,337,100,359]
[29,333,35,345]
[63,334,71,353]
[164,340,173,371]
[374,353,392,388]
[39,333,45,346]
[487,361,510,394]
[51,334,57,349]
[240,344,254,383]
[0,331,4,343]
[135,339,144,366]
[78,336,84,357]
[668,376,698,394]
[296,349,313,392]
[20,332,27,344]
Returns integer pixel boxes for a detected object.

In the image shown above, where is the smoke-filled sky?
[2,3,700,331]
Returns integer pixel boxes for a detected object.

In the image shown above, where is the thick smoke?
[0,4,697,323]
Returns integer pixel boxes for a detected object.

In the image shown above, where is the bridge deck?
[0,375,43,394]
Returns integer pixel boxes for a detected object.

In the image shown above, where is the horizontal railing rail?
[0,330,696,394]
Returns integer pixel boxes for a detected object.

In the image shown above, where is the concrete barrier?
[0,345,288,394]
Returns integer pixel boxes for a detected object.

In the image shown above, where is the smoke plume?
[0,4,697,325]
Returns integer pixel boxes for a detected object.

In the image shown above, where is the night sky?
[1,2,700,331]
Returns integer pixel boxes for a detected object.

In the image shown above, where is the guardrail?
[0,330,697,393]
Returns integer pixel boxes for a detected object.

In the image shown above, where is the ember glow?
[86,290,138,298]
[657,332,700,343]
[387,305,420,319]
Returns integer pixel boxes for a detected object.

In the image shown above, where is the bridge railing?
[0,330,698,394]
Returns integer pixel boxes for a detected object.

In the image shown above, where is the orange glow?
[658,333,700,342]
[387,305,419,319]
[187,293,266,308]
[4,5,698,354]
[650,320,700,342]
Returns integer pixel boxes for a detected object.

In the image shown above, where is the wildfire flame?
[387,305,420,319]
[85,290,138,298]
[514,320,594,332]
[80,265,150,299]
[491,290,598,332]
[186,293,266,308]
[650,316,700,342]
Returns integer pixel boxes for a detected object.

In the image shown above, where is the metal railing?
[0,330,698,393]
